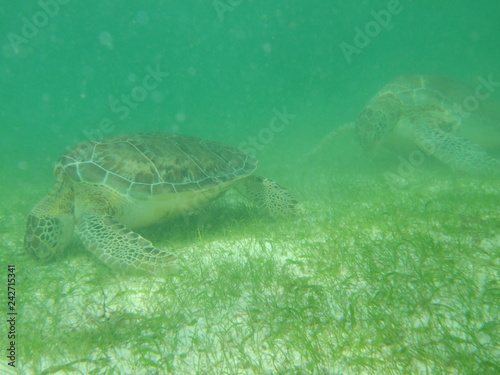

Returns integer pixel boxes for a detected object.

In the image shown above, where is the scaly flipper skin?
[24,177,74,260]
[236,175,297,217]
[76,215,177,274]
[414,121,500,175]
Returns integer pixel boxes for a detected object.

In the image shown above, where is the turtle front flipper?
[24,177,75,261]
[414,122,500,175]
[24,213,74,261]
[76,215,176,274]
[235,176,297,217]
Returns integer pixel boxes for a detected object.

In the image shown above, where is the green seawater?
[1,1,499,374]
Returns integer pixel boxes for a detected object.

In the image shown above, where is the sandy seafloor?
[1,147,499,374]
[1,1,500,373]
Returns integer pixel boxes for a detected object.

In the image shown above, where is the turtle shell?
[58,133,257,198]
[377,75,473,111]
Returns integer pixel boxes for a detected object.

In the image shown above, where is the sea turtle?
[312,75,500,174]
[24,133,297,274]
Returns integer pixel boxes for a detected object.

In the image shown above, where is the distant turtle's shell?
[58,133,257,198]
[377,75,472,111]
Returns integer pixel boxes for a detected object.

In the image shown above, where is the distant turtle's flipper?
[76,215,176,274]
[414,122,500,175]
[306,122,356,159]
[236,176,297,217]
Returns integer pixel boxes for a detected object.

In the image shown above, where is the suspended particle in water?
[18,161,28,170]
[175,112,186,123]
[128,73,138,83]
[136,11,150,25]
[151,91,164,104]
[98,31,114,50]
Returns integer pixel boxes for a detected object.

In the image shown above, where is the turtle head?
[24,213,74,261]
[355,94,401,151]
[24,178,75,261]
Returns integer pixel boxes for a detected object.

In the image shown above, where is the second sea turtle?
[313,75,500,174]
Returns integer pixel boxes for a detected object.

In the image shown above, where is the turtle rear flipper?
[76,215,176,274]
[414,122,500,175]
[236,176,297,217]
